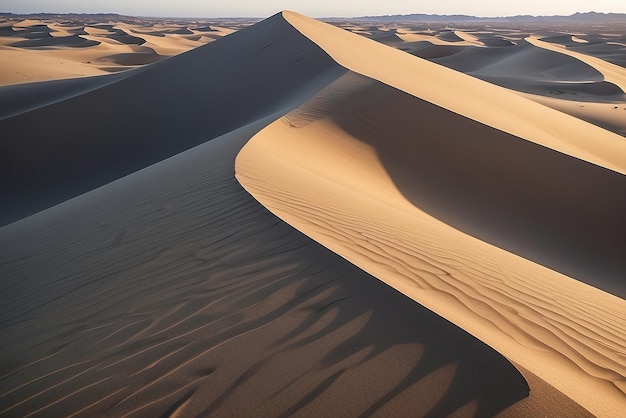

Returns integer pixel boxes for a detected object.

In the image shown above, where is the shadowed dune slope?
[236,12,626,417]
[393,35,626,136]
[0,115,550,417]
[572,42,626,67]
[281,13,626,176]
[333,78,626,295]
[0,13,345,227]
[9,34,99,48]
[426,40,625,98]
[236,70,626,418]
[0,10,622,417]
[0,71,136,121]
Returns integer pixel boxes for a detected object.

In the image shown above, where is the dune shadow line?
[332,81,626,297]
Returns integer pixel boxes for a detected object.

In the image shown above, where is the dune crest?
[0,13,345,226]
[527,35,626,93]
[1,9,624,417]
[0,16,244,86]
[282,12,626,175]
[357,22,626,136]
[2,14,567,416]
[236,11,626,416]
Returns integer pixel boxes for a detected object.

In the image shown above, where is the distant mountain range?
[350,11,626,23]
[1,11,624,24]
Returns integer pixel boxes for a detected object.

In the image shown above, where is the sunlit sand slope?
[338,18,626,137]
[404,35,626,136]
[0,12,561,418]
[1,119,542,417]
[0,10,622,418]
[0,17,240,85]
[236,11,626,417]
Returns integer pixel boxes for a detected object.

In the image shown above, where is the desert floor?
[1,11,624,417]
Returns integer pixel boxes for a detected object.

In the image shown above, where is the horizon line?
[1,9,625,20]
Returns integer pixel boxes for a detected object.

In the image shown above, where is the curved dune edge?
[0,118,584,417]
[0,18,237,86]
[0,12,349,226]
[516,92,626,137]
[236,12,626,417]
[0,11,618,417]
[379,27,626,136]
[527,35,626,93]
[283,11,626,176]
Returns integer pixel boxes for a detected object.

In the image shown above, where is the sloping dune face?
[0,120,536,417]
[0,16,243,86]
[0,10,623,418]
[236,11,626,417]
[0,13,567,417]
[0,14,344,226]
[428,39,621,96]
[346,21,626,137]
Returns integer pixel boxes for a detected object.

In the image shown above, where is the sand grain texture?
[1,10,624,418]
[0,15,343,226]
[1,95,539,418]
[236,11,626,417]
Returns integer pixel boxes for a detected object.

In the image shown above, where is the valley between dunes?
[1,10,625,417]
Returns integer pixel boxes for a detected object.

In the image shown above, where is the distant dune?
[340,18,626,136]
[1,10,624,418]
[0,15,247,86]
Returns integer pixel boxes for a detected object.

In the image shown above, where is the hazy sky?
[3,0,626,18]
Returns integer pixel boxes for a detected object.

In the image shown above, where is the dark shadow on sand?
[1,113,529,417]
[331,81,626,298]
[0,13,344,226]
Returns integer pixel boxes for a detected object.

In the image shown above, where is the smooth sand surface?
[0,115,586,417]
[423,39,626,135]
[0,15,571,415]
[0,14,344,226]
[527,35,626,93]
[236,11,626,417]
[281,13,626,174]
[360,23,626,136]
[0,17,246,86]
[1,10,624,417]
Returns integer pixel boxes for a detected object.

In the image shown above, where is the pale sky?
[2,0,626,18]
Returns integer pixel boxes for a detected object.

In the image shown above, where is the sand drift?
[1,11,625,417]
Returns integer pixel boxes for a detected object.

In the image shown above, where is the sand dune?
[281,12,626,174]
[1,10,624,418]
[0,13,578,417]
[353,22,626,136]
[452,30,484,46]
[429,40,616,92]
[0,17,250,86]
[236,11,626,417]
[0,15,344,226]
[237,72,626,415]
[415,39,626,135]
[396,30,477,46]
[1,114,586,417]
[539,31,626,67]
[528,35,626,92]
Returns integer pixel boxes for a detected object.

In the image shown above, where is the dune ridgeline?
[1,11,625,417]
